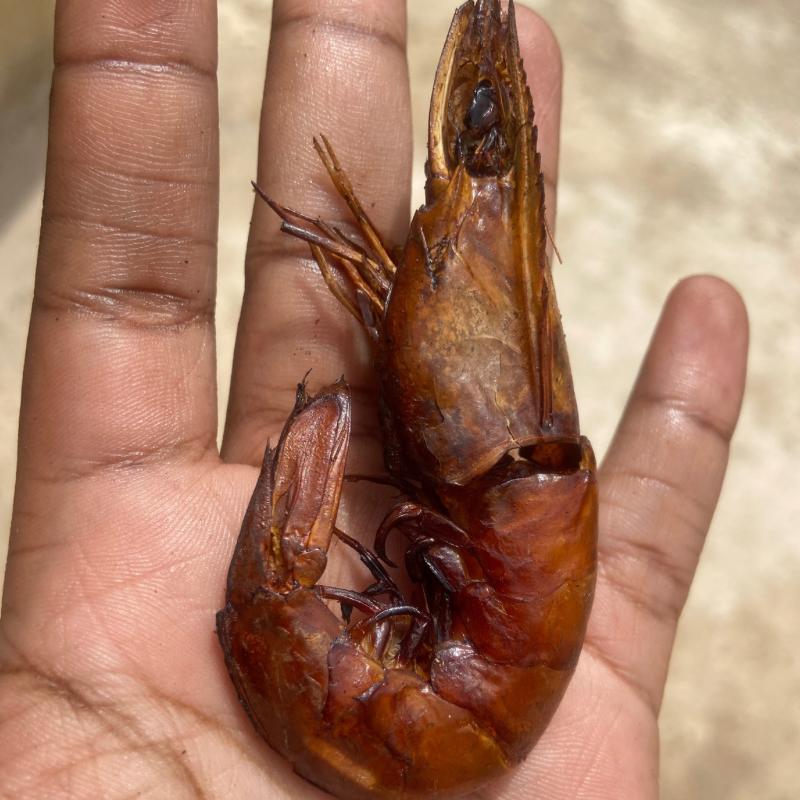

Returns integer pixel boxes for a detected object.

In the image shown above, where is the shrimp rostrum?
[217,1,598,797]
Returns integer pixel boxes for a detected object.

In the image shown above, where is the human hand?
[0,2,747,799]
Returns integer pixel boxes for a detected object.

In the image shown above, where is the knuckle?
[33,281,214,332]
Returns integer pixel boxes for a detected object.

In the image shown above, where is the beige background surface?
[1,1,797,797]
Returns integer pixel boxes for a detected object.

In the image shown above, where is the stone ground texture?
[0,1,798,797]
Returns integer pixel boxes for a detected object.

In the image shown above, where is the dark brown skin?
[217,1,597,798]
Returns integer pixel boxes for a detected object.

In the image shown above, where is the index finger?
[18,0,220,492]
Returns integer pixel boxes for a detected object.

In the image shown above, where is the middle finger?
[223,0,411,465]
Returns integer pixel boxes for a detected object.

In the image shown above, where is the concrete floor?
[1,1,798,797]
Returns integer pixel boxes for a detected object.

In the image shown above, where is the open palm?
[0,2,747,799]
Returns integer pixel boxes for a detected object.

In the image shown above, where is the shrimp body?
[218,2,597,797]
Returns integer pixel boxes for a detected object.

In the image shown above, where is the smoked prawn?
[217,1,597,797]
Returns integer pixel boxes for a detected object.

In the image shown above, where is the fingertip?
[665,275,749,350]
[640,274,749,442]
[661,274,749,384]
[514,4,563,91]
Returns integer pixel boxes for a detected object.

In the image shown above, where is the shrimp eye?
[465,80,499,132]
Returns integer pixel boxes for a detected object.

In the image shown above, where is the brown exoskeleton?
[217,2,597,797]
